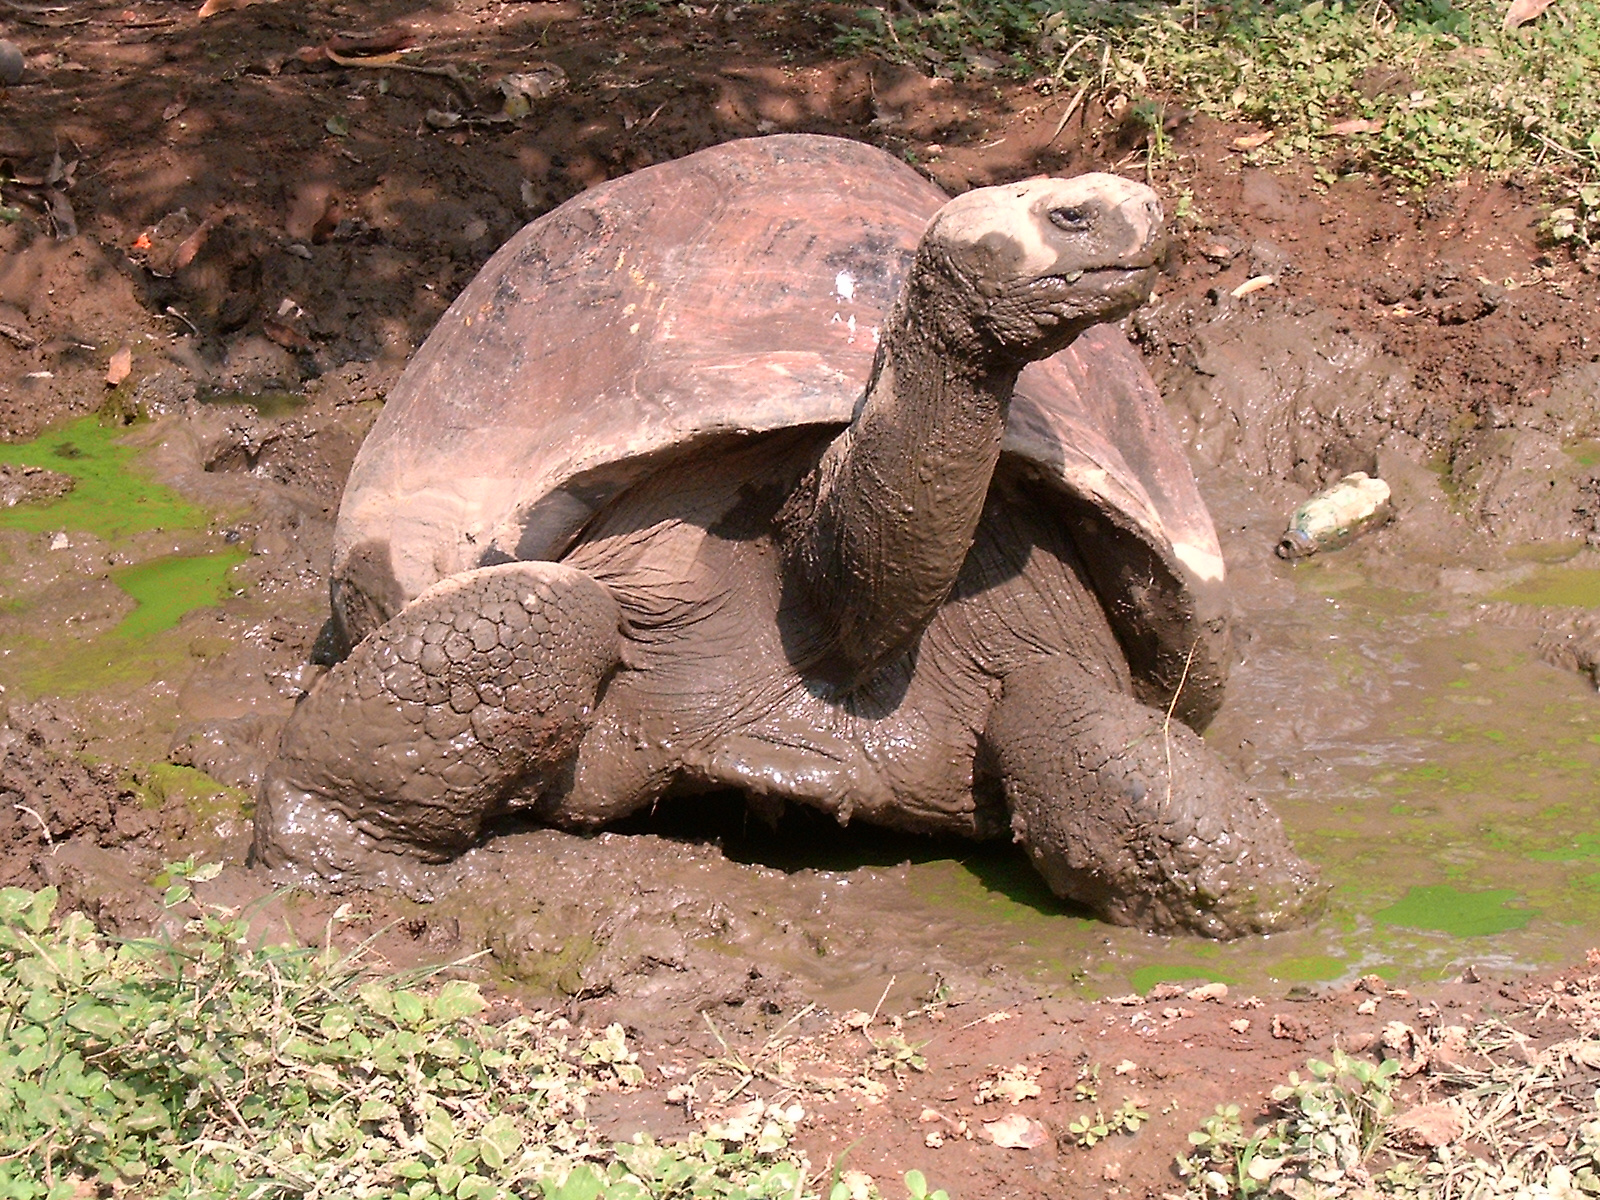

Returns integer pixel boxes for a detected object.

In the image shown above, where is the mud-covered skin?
[255,562,620,883]
[986,661,1324,936]
[778,174,1165,687]
[255,138,1320,936]
[543,439,1322,939]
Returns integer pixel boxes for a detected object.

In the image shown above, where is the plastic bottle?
[1276,472,1391,560]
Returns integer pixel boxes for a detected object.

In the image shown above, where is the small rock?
[49,531,70,550]
[0,463,74,508]
[0,40,23,86]
[1390,1102,1465,1149]
[1271,1013,1312,1042]
[1380,1021,1429,1076]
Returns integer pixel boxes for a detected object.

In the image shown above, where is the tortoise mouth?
[1036,263,1160,310]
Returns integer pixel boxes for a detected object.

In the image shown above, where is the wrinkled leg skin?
[252,562,622,884]
[984,661,1326,938]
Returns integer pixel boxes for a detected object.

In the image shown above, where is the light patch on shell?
[834,271,855,302]
[1172,540,1226,583]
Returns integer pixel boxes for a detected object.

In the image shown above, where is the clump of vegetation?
[1175,1026,1600,1200]
[838,0,1600,245]
[1177,1051,1400,1199]
[0,863,901,1200]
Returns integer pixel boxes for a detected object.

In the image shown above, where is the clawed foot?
[988,663,1326,938]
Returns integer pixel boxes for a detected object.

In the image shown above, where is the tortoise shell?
[333,135,1230,725]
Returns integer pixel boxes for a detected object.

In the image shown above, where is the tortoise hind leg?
[983,659,1325,938]
[252,562,622,883]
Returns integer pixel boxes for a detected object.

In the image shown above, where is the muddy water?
[5,410,1599,1014]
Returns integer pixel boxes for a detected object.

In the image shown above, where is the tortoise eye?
[1049,206,1090,231]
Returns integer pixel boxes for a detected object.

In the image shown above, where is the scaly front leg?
[983,659,1325,938]
[253,562,622,884]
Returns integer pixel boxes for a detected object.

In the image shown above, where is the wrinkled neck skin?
[781,253,1070,690]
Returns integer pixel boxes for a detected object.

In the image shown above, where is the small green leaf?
[394,990,428,1026]
[433,980,486,1023]
[65,1003,123,1040]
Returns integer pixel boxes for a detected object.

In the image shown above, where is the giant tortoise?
[253,134,1322,937]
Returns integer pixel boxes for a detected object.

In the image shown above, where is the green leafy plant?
[836,0,1600,248]
[0,869,834,1199]
[1068,1096,1149,1148]
[1176,1051,1401,1199]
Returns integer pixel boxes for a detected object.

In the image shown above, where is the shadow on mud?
[590,790,1092,920]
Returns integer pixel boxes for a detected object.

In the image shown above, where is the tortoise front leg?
[252,562,622,883]
[983,659,1325,938]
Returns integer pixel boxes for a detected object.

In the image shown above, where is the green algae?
[1528,834,1600,862]
[133,763,252,819]
[1490,568,1600,608]
[110,550,246,641]
[0,416,207,541]
[1373,885,1535,937]
[1267,955,1347,984]
[1,548,245,698]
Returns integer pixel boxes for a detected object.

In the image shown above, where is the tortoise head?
[915,173,1166,366]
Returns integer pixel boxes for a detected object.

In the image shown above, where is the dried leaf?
[46,190,77,240]
[984,1114,1047,1149]
[172,218,213,270]
[262,318,314,351]
[1231,275,1276,298]
[502,63,567,100]
[105,346,131,386]
[1325,118,1384,135]
[1231,131,1275,150]
[326,47,405,67]
[1504,0,1554,27]
[704,1098,764,1143]
[198,0,261,16]
[162,97,188,121]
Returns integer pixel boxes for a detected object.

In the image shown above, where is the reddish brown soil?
[3,1,1600,1196]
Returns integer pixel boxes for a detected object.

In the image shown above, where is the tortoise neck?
[778,273,1023,688]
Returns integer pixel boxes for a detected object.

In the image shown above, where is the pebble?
[0,40,23,86]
